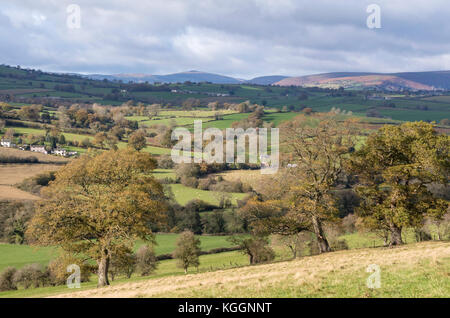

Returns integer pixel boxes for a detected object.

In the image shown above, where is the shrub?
[231,236,275,265]
[209,180,243,193]
[0,267,17,291]
[157,155,175,169]
[202,210,226,234]
[197,177,215,190]
[180,176,199,188]
[135,245,158,276]
[13,263,49,289]
[17,171,56,195]
[47,255,93,286]
[341,214,358,234]
[109,250,136,280]
[329,239,349,251]
[0,155,38,164]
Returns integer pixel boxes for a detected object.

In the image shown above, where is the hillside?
[88,70,243,84]
[54,242,450,298]
[274,71,450,91]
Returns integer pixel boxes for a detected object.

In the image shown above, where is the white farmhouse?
[0,139,15,148]
[30,145,48,155]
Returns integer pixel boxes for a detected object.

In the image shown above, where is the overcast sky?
[1,0,450,79]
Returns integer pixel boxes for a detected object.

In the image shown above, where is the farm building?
[30,145,48,154]
[53,148,67,156]
[1,139,15,148]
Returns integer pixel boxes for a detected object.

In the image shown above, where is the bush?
[231,236,275,265]
[0,155,38,164]
[202,210,226,234]
[329,239,349,251]
[157,155,175,169]
[0,201,34,244]
[341,214,358,234]
[136,245,158,276]
[209,180,244,193]
[181,176,199,188]
[47,255,93,286]
[17,171,56,195]
[13,263,49,289]
[109,249,136,280]
[0,267,17,291]
[197,177,216,190]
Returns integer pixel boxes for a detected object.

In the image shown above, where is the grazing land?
[52,242,450,298]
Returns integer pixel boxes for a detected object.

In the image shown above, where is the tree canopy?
[26,149,167,286]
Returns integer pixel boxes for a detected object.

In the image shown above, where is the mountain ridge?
[86,70,450,90]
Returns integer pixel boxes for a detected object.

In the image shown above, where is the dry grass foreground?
[0,163,64,201]
[54,241,450,298]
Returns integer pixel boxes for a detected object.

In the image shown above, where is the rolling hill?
[274,71,450,91]
[88,70,243,84]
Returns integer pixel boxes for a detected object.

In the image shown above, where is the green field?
[168,183,248,206]
[0,234,236,273]
[152,169,176,180]
[0,250,249,298]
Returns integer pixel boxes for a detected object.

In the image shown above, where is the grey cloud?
[1,0,449,78]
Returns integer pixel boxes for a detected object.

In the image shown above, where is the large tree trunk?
[311,215,331,253]
[389,223,403,246]
[97,252,110,287]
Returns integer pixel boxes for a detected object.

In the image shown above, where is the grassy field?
[49,241,450,298]
[0,234,237,273]
[0,250,249,298]
[152,169,176,180]
[167,183,248,206]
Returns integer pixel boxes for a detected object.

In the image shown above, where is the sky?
[1,0,450,79]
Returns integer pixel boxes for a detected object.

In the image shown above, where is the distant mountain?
[274,71,450,91]
[86,69,450,90]
[87,70,243,84]
[246,75,289,85]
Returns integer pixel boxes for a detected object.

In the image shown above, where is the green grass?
[159,110,237,118]
[116,141,171,155]
[0,244,59,272]
[187,113,250,131]
[167,183,248,206]
[262,112,299,126]
[0,250,249,298]
[0,234,236,273]
[152,169,176,180]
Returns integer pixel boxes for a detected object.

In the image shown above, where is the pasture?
[0,233,237,272]
[51,241,450,298]
[167,183,248,206]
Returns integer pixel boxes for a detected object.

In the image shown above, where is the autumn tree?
[135,245,158,276]
[94,132,107,149]
[173,230,201,274]
[349,122,449,246]
[128,130,147,151]
[229,236,275,265]
[280,116,357,253]
[26,149,167,287]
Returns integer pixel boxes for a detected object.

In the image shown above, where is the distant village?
[0,138,78,157]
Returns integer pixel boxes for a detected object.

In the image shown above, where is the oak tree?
[26,149,167,287]
[349,122,449,246]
